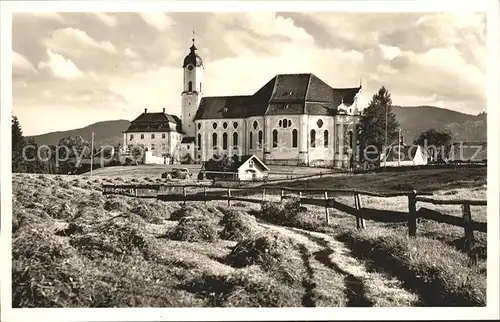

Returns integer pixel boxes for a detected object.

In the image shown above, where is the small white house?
[236,155,270,181]
[380,144,429,167]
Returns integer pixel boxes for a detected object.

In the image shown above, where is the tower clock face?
[187,65,193,71]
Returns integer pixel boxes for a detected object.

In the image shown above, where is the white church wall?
[307,115,335,167]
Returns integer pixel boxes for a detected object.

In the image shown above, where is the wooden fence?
[102,183,487,259]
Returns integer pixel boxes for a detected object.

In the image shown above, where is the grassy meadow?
[11,167,488,307]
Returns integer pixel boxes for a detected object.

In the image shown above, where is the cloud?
[43,27,117,58]
[124,48,139,58]
[95,13,118,27]
[11,12,486,136]
[12,51,38,76]
[139,13,176,31]
[38,49,83,80]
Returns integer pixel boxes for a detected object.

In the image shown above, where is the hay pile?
[182,265,301,307]
[103,198,130,212]
[170,205,205,221]
[219,210,261,241]
[69,221,152,260]
[169,214,218,242]
[225,232,303,284]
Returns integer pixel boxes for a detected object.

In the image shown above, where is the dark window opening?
[233,132,238,147]
[273,130,278,148]
[249,132,253,149]
[258,130,263,147]
[310,130,316,148]
[197,133,201,150]
[188,81,193,92]
[222,133,228,150]
[212,133,217,150]
[292,129,298,148]
[324,130,329,147]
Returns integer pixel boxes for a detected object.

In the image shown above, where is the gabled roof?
[381,144,426,162]
[235,154,270,171]
[194,73,361,120]
[125,112,183,133]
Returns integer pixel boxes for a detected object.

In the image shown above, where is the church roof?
[125,111,183,133]
[194,73,361,120]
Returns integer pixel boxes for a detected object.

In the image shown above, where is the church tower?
[181,32,204,138]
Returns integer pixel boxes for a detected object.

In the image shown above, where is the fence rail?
[102,183,487,261]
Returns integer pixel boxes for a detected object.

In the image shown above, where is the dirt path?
[258,222,421,307]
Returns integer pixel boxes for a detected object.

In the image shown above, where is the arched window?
[273,130,278,148]
[310,129,316,148]
[197,123,201,130]
[249,132,253,149]
[258,130,263,147]
[324,130,329,147]
[222,133,228,150]
[233,122,238,129]
[200,82,202,92]
[197,133,201,150]
[212,133,217,150]
[223,122,228,129]
[233,132,238,147]
[317,119,324,128]
[253,120,258,130]
[212,122,217,130]
[283,119,288,129]
[292,129,298,148]
[188,81,193,92]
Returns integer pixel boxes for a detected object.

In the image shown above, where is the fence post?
[227,188,232,207]
[462,203,475,261]
[262,188,266,202]
[323,191,330,225]
[407,190,417,237]
[280,189,284,202]
[183,186,187,206]
[203,186,207,206]
[298,191,302,207]
[354,193,366,230]
[134,186,138,197]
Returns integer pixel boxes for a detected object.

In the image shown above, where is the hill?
[27,106,487,149]
[28,120,130,148]
[392,106,486,143]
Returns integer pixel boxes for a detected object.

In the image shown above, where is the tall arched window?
[188,81,193,92]
[310,130,316,148]
[273,130,278,148]
[212,133,217,150]
[249,132,253,149]
[324,130,329,147]
[258,130,263,147]
[292,129,298,148]
[222,133,228,150]
[197,133,201,150]
[233,132,238,147]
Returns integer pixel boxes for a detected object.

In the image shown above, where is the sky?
[11,11,487,136]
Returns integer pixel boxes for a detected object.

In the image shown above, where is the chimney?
[163,108,165,113]
[144,108,147,113]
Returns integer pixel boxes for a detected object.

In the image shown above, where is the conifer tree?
[358,86,399,160]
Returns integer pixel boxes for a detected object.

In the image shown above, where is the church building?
[123,36,362,168]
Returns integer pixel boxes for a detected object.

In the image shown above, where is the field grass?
[262,167,487,193]
[84,164,335,181]
[11,167,488,307]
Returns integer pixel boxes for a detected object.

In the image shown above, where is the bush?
[169,215,218,242]
[219,210,260,241]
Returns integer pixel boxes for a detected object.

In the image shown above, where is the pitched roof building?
[123,35,363,169]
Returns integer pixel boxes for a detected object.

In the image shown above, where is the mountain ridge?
[27,106,487,148]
